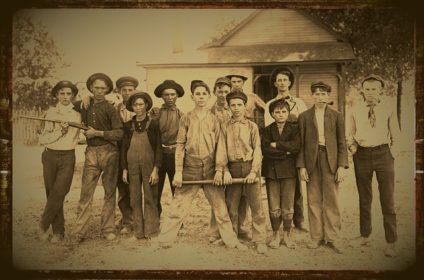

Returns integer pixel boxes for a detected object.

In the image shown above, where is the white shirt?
[265,94,307,126]
[315,107,326,146]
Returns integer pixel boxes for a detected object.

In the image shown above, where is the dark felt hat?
[362,74,385,87]
[154,80,185,98]
[225,74,248,81]
[214,77,232,88]
[116,76,139,89]
[190,80,210,94]
[268,98,291,116]
[126,91,153,112]
[86,73,113,94]
[226,88,248,104]
[269,67,295,90]
[51,80,78,97]
[310,81,332,93]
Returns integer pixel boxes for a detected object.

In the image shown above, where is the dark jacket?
[262,121,300,179]
[120,116,162,170]
[296,105,348,175]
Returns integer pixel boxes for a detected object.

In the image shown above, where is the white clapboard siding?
[224,9,338,46]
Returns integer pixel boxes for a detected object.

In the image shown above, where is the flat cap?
[225,74,248,81]
[226,88,248,104]
[269,66,295,90]
[310,81,332,93]
[154,80,185,98]
[116,76,139,89]
[362,74,385,87]
[86,73,113,94]
[126,91,153,112]
[214,77,232,88]
[268,98,290,116]
[51,80,78,96]
[190,80,210,94]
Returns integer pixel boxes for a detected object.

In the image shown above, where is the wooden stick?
[182,178,259,185]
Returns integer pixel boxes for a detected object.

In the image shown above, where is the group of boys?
[37,67,400,258]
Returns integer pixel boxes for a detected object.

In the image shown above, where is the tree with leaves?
[12,12,69,111]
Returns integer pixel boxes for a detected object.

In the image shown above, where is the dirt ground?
[12,143,416,271]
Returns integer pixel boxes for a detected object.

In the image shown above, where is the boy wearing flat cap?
[38,80,81,243]
[266,67,308,233]
[121,91,161,240]
[215,88,268,254]
[297,81,348,254]
[152,80,185,217]
[211,77,232,124]
[154,80,247,250]
[348,74,400,257]
[115,76,138,235]
[226,73,266,241]
[72,73,123,243]
[262,98,300,249]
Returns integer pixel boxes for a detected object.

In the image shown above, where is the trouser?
[293,174,304,226]
[225,161,266,244]
[74,144,118,238]
[158,156,240,247]
[353,144,397,243]
[117,167,133,229]
[265,177,296,232]
[157,151,176,217]
[306,147,340,242]
[40,148,75,235]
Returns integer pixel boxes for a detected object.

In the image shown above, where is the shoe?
[209,236,220,243]
[70,235,85,245]
[238,232,252,241]
[384,242,398,257]
[212,238,224,246]
[269,231,280,249]
[120,227,131,234]
[294,222,309,233]
[307,240,322,249]
[50,234,64,244]
[327,241,343,254]
[283,230,296,249]
[256,243,268,254]
[233,241,248,251]
[352,236,371,247]
[103,233,117,241]
[38,225,50,241]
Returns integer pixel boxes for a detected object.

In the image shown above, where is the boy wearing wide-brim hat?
[72,73,123,243]
[121,91,161,240]
[38,80,81,244]
[262,98,300,249]
[215,88,268,254]
[297,81,348,254]
[347,74,400,257]
[154,80,247,250]
[151,80,185,217]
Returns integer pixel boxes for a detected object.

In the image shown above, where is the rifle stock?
[182,178,259,185]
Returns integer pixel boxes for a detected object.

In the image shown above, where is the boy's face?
[230,77,245,90]
[119,85,136,103]
[274,73,291,93]
[362,80,383,104]
[214,84,231,105]
[91,79,109,101]
[228,98,246,118]
[191,86,210,108]
[271,106,289,123]
[312,88,329,106]
[56,88,73,106]
[161,88,178,107]
[132,97,147,115]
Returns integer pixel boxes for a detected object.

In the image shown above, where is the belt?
[162,143,177,153]
[45,147,74,153]
[318,145,326,151]
[358,144,389,151]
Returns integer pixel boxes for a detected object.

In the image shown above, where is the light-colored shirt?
[175,110,220,172]
[348,98,400,148]
[265,94,307,126]
[315,107,326,146]
[216,117,262,174]
[245,92,266,119]
[211,102,232,125]
[117,103,135,123]
[39,103,81,150]
[158,104,183,146]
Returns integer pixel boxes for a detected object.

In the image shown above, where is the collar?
[55,103,75,113]
[161,103,177,111]
[213,102,229,111]
[230,117,248,124]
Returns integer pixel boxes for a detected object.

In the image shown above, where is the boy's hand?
[213,171,223,186]
[348,144,357,155]
[84,126,99,139]
[223,171,232,185]
[335,166,345,183]
[81,95,91,110]
[300,168,309,182]
[60,121,69,135]
[149,167,159,185]
[122,169,129,184]
[270,142,277,148]
[244,172,256,184]
[172,171,183,188]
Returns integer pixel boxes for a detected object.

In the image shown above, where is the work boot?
[294,222,308,233]
[351,236,371,247]
[384,242,398,257]
[269,231,280,249]
[282,230,296,249]
[256,243,268,254]
[327,241,343,254]
[50,234,64,244]
[307,239,322,249]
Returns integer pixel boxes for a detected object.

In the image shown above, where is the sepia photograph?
[0,1,421,277]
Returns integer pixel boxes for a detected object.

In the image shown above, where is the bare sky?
[22,9,254,85]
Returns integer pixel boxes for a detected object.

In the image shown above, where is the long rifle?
[19,116,89,130]
[182,178,259,185]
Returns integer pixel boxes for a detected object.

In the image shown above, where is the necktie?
[368,104,376,128]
